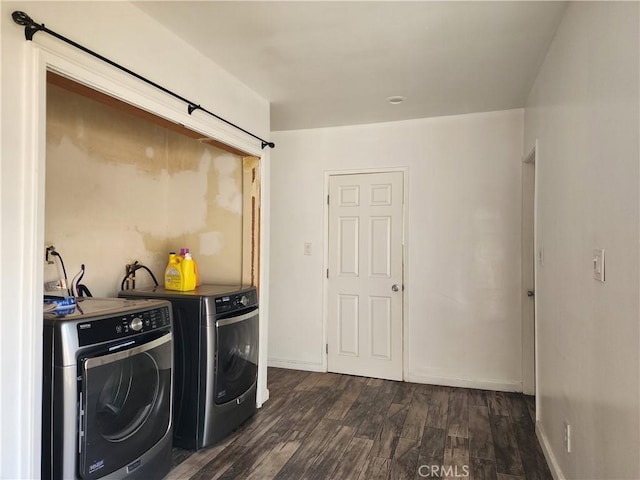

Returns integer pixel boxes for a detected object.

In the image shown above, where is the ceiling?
[134,1,567,132]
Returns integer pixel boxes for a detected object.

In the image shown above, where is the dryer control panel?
[214,289,258,314]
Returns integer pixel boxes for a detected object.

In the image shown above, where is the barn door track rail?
[12,10,275,150]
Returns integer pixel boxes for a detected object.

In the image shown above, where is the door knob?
[392,284,400,292]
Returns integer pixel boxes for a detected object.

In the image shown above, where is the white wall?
[525,2,640,479]
[0,2,270,478]
[269,109,524,391]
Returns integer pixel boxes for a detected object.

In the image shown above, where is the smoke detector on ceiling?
[386,96,406,105]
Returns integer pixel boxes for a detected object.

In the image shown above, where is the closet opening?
[45,71,261,297]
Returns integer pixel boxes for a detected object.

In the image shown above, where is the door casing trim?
[522,140,539,399]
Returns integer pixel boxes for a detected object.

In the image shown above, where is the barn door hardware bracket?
[11,10,275,150]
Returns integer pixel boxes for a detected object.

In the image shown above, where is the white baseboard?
[405,371,522,392]
[266,362,521,392]
[267,358,325,372]
[536,421,565,480]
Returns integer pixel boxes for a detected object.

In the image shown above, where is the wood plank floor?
[167,368,552,480]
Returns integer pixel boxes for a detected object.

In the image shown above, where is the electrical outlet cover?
[593,249,605,282]
[564,421,572,453]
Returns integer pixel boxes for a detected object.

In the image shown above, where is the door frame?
[322,167,409,378]
[522,141,539,398]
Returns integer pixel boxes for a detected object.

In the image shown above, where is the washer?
[42,297,174,480]
[119,285,258,450]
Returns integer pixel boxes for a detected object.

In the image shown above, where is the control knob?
[239,295,249,307]
[130,317,143,332]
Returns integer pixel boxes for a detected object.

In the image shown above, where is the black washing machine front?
[78,331,172,479]
[119,285,259,450]
[42,297,174,480]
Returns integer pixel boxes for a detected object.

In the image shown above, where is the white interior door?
[327,171,404,381]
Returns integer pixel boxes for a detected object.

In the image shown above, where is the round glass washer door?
[95,352,159,442]
[79,332,173,480]
[214,310,258,404]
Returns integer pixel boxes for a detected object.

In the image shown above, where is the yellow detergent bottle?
[192,257,201,286]
[164,252,184,291]
[181,253,197,291]
[191,253,201,286]
[180,248,200,286]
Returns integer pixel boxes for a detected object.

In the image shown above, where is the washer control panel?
[77,305,171,346]
[214,289,258,314]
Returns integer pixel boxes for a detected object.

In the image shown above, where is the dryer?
[119,285,258,450]
[42,297,174,480]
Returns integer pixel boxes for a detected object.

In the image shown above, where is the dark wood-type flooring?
[167,368,552,480]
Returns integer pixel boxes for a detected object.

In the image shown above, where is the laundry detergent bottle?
[181,253,197,291]
[180,248,200,286]
[164,252,184,291]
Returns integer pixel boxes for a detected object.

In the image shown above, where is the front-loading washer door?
[78,332,172,480]
[214,308,259,404]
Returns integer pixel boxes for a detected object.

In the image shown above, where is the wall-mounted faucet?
[45,245,56,264]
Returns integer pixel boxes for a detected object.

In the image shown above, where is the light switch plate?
[304,242,312,256]
[593,249,605,282]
